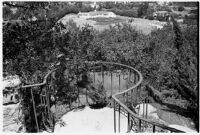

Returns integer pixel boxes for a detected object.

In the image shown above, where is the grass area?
[87,17,126,25]
[61,14,166,34]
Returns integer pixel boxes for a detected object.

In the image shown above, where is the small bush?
[148,16,154,20]
[183,15,198,25]
[108,8,138,17]
[80,5,94,12]
[157,16,168,22]
[64,5,79,14]
[186,14,198,19]
[171,13,180,19]
[189,9,198,14]
[178,6,185,11]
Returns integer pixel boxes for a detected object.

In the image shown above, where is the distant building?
[82,1,99,9]
[90,1,97,8]
[78,11,117,18]
[153,11,169,18]
[148,2,158,11]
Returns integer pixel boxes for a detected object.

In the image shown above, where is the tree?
[137,2,149,17]
[3,6,13,19]
[96,21,198,130]
[146,6,155,18]
[178,6,184,11]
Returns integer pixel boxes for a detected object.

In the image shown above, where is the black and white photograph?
[2,1,199,133]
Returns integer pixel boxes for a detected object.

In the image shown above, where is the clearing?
[59,13,166,35]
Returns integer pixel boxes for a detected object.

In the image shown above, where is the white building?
[153,11,169,18]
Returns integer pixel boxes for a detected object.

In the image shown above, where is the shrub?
[189,9,198,14]
[171,13,180,19]
[183,14,198,25]
[3,6,12,19]
[178,6,185,11]
[80,5,94,12]
[137,3,148,17]
[147,16,154,20]
[156,16,168,22]
[63,5,79,14]
[108,8,138,17]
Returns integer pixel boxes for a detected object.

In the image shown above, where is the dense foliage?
[107,8,138,17]
[3,2,198,132]
[3,2,95,82]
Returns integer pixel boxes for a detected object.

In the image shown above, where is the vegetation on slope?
[3,2,198,132]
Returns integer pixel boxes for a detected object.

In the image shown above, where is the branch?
[3,2,27,9]
[177,82,197,101]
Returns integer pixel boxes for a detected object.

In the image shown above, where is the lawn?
[60,14,167,34]
[87,17,126,25]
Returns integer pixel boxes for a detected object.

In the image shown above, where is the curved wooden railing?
[20,61,184,133]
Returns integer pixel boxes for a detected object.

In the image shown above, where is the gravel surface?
[54,106,128,134]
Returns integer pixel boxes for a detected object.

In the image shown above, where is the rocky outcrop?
[3,90,19,105]
[134,103,197,132]
[3,75,21,89]
[3,75,24,132]
[3,75,21,105]
[168,125,197,133]
[3,103,24,132]
[135,103,166,125]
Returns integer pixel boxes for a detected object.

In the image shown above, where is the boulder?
[78,94,94,106]
[135,103,158,118]
[3,103,24,132]
[157,110,196,131]
[134,103,168,125]
[3,90,19,105]
[3,75,24,132]
[3,75,21,105]
[168,125,197,133]
[3,75,21,89]
[135,103,197,132]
